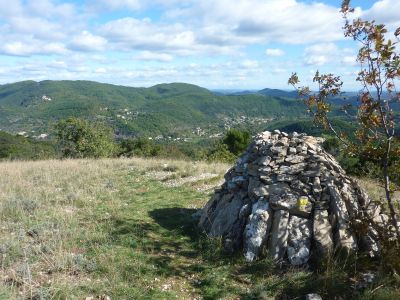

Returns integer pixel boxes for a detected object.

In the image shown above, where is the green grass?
[0,158,399,299]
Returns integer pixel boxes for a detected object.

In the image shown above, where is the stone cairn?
[199,130,388,265]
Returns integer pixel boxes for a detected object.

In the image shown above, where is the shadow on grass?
[149,207,199,240]
[110,207,201,269]
[108,207,360,299]
[108,207,247,299]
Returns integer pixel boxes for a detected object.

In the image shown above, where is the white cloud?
[0,0,85,57]
[100,18,187,51]
[25,0,76,20]
[266,48,285,57]
[304,43,338,66]
[0,1,22,19]
[272,68,287,74]
[136,51,173,62]
[69,31,107,52]
[0,0,350,59]
[0,0,386,90]
[0,41,67,56]
[304,55,329,66]
[99,17,236,56]
[95,68,107,73]
[6,16,66,40]
[193,0,343,45]
[98,0,346,57]
[47,60,67,69]
[0,42,37,56]
[362,0,400,29]
[241,60,260,69]
[341,55,357,66]
[88,0,141,11]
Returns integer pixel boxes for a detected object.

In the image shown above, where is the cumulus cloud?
[69,31,108,52]
[95,68,107,73]
[362,0,400,29]
[304,43,338,66]
[302,43,360,69]
[341,55,357,66]
[100,18,187,50]
[0,41,67,56]
[0,0,353,59]
[0,0,85,57]
[136,51,173,62]
[25,0,76,20]
[97,0,348,56]
[241,60,260,69]
[0,1,22,19]
[266,48,285,57]
[99,17,237,56]
[87,0,141,11]
[194,0,343,45]
[0,0,395,89]
[6,16,66,40]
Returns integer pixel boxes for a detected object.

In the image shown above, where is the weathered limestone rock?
[199,130,388,266]
[305,294,323,300]
[270,145,288,156]
[287,216,312,265]
[209,194,243,237]
[313,210,333,254]
[285,155,305,164]
[269,192,297,211]
[257,156,272,166]
[268,210,289,260]
[244,199,273,261]
[328,182,358,251]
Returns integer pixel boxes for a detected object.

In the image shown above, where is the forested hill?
[0,80,344,138]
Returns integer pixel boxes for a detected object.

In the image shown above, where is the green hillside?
[0,131,56,160]
[0,80,316,137]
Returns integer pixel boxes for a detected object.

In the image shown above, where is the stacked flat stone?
[199,130,387,265]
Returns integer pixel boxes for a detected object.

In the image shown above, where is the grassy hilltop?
[0,158,399,299]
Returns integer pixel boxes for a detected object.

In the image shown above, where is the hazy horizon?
[0,78,366,93]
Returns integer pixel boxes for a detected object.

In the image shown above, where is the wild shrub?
[119,137,161,158]
[222,128,251,156]
[55,117,117,158]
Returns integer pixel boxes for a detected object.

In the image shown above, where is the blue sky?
[0,0,399,90]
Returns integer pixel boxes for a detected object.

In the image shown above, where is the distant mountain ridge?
[0,80,358,138]
[213,87,300,98]
[222,87,361,102]
[257,88,299,98]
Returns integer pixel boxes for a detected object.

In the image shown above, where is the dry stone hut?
[199,130,388,265]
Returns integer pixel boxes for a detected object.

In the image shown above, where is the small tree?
[288,0,400,237]
[55,117,117,158]
[119,137,161,158]
[223,129,251,156]
[208,142,236,163]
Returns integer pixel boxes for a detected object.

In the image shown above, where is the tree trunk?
[383,138,400,240]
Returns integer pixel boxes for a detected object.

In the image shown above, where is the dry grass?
[0,158,399,299]
[357,177,400,210]
[0,158,229,299]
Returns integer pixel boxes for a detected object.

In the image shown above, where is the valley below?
[0,80,349,139]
